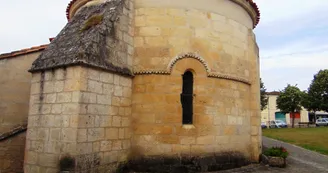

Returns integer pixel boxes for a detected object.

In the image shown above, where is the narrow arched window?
[181,71,193,124]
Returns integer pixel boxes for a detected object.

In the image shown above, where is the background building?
[261,91,312,125]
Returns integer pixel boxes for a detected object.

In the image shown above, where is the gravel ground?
[213,136,328,173]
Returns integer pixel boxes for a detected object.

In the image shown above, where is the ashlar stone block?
[54,81,64,92]
[112,141,123,150]
[77,129,87,142]
[87,128,105,142]
[106,128,119,139]
[62,103,79,115]
[56,92,72,103]
[61,128,77,142]
[139,26,161,36]
[38,154,58,167]
[100,141,112,152]
[25,151,38,164]
[100,72,114,84]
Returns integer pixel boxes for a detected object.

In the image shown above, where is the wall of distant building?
[261,93,309,125]
[0,50,42,173]
[0,51,42,131]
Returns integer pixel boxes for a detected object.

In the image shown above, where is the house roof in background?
[266,91,280,95]
[0,44,48,60]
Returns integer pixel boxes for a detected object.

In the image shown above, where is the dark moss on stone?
[117,152,250,173]
[29,0,132,77]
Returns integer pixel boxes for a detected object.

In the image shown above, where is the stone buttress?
[24,0,134,172]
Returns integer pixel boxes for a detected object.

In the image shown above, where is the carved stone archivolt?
[167,52,211,73]
[208,73,251,85]
[133,52,251,85]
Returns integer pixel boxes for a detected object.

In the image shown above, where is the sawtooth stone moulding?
[133,52,251,85]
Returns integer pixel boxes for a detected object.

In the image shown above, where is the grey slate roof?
[29,0,132,76]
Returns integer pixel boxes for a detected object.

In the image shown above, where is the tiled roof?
[66,0,260,26]
[266,91,280,95]
[66,0,92,20]
[246,0,260,27]
[0,44,48,59]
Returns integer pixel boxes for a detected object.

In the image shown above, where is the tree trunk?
[314,111,317,123]
[291,112,295,128]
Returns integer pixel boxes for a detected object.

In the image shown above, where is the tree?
[276,84,303,128]
[302,69,328,121]
[260,78,268,111]
[314,70,328,112]
[302,90,320,122]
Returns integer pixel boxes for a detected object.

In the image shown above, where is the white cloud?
[0,0,70,53]
[254,0,328,91]
[259,38,328,91]
[254,0,328,25]
[261,51,328,70]
[0,0,327,93]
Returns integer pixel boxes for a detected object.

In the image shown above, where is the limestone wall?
[24,67,132,173]
[247,31,261,160]
[0,52,40,132]
[132,0,261,161]
[0,52,40,173]
[134,0,253,82]
[0,132,26,173]
[132,58,252,156]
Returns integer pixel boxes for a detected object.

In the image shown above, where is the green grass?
[262,127,328,156]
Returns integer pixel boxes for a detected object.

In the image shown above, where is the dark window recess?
[181,71,194,124]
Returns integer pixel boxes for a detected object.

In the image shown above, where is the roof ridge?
[0,44,48,59]
[30,0,133,76]
[0,123,27,142]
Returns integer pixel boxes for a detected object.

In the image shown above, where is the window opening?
[181,71,193,124]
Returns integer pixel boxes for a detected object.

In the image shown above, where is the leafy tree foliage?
[302,70,328,120]
[314,70,328,112]
[260,78,268,111]
[276,84,303,128]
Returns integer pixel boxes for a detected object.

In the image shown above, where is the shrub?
[263,146,289,158]
[59,155,75,171]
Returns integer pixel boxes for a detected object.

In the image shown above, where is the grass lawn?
[262,127,328,156]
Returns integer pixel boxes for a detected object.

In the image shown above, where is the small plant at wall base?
[262,146,288,168]
[263,147,289,158]
[59,155,75,172]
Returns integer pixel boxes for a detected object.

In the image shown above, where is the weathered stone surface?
[122,152,249,172]
[0,131,27,173]
[29,0,132,76]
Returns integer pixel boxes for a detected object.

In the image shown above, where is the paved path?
[263,136,328,172]
[217,137,328,173]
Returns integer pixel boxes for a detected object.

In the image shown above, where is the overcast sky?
[1,0,328,92]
